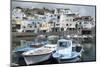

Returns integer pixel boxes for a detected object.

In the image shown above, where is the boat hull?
[23,53,51,65]
[53,56,80,63]
[52,51,81,63]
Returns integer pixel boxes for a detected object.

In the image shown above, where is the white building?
[21,19,40,33]
[74,16,95,29]
[50,8,79,32]
[12,7,26,20]
[12,7,95,33]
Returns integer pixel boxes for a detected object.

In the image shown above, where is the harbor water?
[11,36,96,66]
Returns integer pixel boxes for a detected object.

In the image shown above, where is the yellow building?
[40,22,50,31]
[15,19,22,25]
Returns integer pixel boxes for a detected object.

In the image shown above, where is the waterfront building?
[74,16,95,29]
[52,8,79,31]
[39,22,51,33]
[12,7,26,20]
[12,7,95,34]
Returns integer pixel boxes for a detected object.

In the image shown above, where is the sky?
[12,0,96,17]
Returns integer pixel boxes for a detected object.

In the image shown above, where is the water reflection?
[12,36,96,66]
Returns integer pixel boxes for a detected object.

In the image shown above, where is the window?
[38,22,39,24]
[56,24,60,26]
[73,19,75,21]
[59,42,66,47]
[34,25,37,28]
[16,24,21,29]
[23,26,25,28]
[59,41,71,48]
[57,16,60,19]
[79,22,81,24]
[66,24,68,26]
[32,22,34,24]
[16,17,18,18]
[84,21,88,24]
[51,15,53,17]
[30,26,32,28]
[61,28,64,31]
[42,17,46,19]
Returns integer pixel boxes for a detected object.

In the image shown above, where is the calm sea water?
[11,37,96,66]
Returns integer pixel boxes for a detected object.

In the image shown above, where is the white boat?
[52,39,83,63]
[43,35,59,51]
[22,47,53,65]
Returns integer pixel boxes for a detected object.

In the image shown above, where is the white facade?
[12,8,26,20]
[21,20,40,33]
[81,21,93,29]
[12,7,94,33]
[59,14,76,31]
[54,8,78,31]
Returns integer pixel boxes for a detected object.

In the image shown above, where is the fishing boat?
[13,40,34,54]
[12,40,44,64]
[13,40,45,54]
[22,47,53,65]
[43,35,59,51]
[52,39,83,63]
[12,40,36,65]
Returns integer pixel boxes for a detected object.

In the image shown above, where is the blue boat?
[13,40,48,56]
[14,46,34,54]
[12,40,40,65]
[52,39,83,63]
[13,40,35,54]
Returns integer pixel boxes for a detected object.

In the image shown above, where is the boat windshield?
[59,41,71,48]
[47,36,59,44]
[48,40,57,44]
